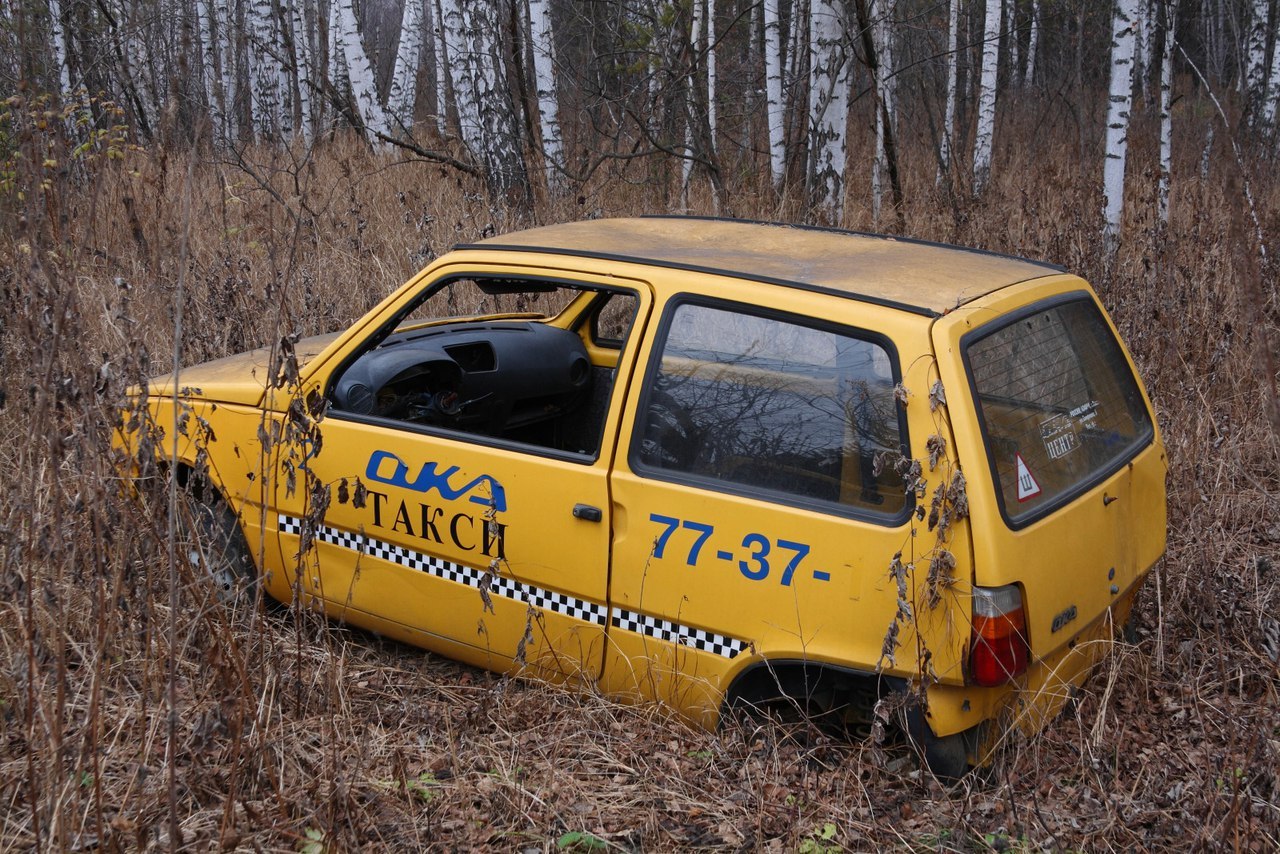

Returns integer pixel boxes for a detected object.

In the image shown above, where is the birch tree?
[195,0,229,142]
[527,0,564,191]
[249,0,283,140]
[1102,0,1139,247]
[972,0,1001,194]
[1158,0,1176,226]
[49,0,71,93]
[387,0,424,132]
[763,0,786,187]
[1246,0,1270,108]
[442,0,528,202]
[335,0,391,141]
[434,0,453,134]
[1266,17,1280,125]
[940,0,960,180]
[288,0,316,141]
[1024,0,1039,86]
[682,0,705,195]
[808,0,848,219]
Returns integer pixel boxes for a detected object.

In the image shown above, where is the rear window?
[965,295,1153,526]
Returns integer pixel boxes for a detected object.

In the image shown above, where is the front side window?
[634,301,908,518]
[329,276,638,457]
[965,296,1154,525]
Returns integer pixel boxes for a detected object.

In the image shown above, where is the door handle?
[572,503,603,522]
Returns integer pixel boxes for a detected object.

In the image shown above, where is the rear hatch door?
[931,277,1166,662]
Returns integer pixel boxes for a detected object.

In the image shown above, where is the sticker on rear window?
[1039,413,1080,460]
[1015,453,1042,501]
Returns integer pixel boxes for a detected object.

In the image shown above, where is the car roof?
[459,216,1064,317]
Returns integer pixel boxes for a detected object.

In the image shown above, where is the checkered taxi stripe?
[278,515,747,659]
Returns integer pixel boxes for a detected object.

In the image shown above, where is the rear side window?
[965,295,1153,526]
[634,301,908,519]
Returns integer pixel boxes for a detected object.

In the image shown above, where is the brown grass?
[1,90,1278,851]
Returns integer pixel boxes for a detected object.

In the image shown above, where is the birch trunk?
[216,0,239,142]
[249,0,281,140]
[1024,0,1038,86]
[807,0,847,220]
[388,0,424,132]
[50,0,71,92]
[288,0,315,140]
[707,0,716,142]
[972,0,1002,195]
[443,0,528,201]
[940,0,959,179]
[1102,0,1138,247]
[764,0,786,186]
[1158,0,1175,225]
[682,0,704,194]
[1004,0,1018,83]
[434,0,452,134]
[196,0,229,142]
[1246,0,1269,104]
[1265,15,1280,126]
[336,0,391,141]
[527,0,564,190]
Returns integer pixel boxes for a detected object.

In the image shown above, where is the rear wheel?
[901,703,975,782]
[177,478,256,603]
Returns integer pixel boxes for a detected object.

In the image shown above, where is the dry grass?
[1,92,1279,851]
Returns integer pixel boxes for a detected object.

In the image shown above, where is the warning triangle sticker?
[1015,453,1042,502]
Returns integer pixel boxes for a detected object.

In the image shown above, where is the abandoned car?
[119,217,1167,777]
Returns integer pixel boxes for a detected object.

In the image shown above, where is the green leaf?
[556,830,609,851]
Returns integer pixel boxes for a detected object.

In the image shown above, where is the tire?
[177,480,257,603]
[901,703,972,782]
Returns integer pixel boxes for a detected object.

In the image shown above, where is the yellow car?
[120,217,1167,778]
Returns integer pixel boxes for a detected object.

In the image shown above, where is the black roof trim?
[639,214,1067,273]
[449,243,942,318]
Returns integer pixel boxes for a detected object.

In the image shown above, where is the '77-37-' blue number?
[648,514,831,585]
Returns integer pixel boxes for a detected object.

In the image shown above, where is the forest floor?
[1,130,1278,850]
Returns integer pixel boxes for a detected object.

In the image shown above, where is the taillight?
[970,584,1029,687]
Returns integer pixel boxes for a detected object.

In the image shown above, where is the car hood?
[144,331,343,407]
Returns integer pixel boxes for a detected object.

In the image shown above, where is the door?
[273,271,651,684]
[600,282,964,723]
[930,277,1166,666]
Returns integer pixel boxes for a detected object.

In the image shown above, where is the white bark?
[1024,0,1038,86]
[1246,0,1269,102]
[972,0,1002,194]
[764,0,786,186]
[1158,1,1175,225]
[336,0,391,141]
[683,0,704,192]
[1004,0,1018,82]
[388,0,424,131]
[1266,18,1280,125]
[249,0,281,140]
[872,0,896,226]
[707,0,716,141]
[940,0,960,179]
[434,0,452,134]
[443,0,527,197]
[1102,0,1139,247]
[216,0,238,142]
[196,0,229,142]
[49,0,71,92]
[527,0,564,189]
[288,0,315,140]
[808,0,848,218]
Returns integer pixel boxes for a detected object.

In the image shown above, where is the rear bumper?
[921,579,1143,755]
